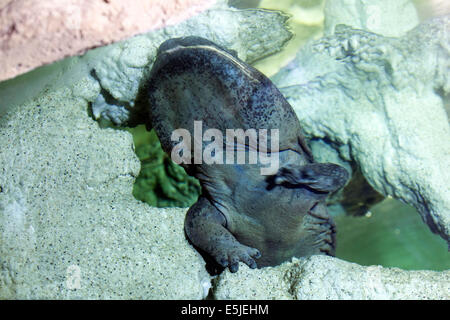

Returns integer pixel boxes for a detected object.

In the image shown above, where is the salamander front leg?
[185,196,261,272]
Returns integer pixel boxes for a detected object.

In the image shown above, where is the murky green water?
[335,199,449,271]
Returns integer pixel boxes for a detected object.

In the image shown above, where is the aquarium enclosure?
[0,0,449,300]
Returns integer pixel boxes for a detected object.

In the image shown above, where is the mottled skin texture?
[147,37,349,272]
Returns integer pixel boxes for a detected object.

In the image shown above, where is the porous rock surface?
[214,256,450,300]
[0,85,210,299]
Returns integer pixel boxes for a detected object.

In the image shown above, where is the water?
[335,199,450,271]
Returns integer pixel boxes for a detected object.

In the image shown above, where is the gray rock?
[273,16,450,243]
[0,84,210,299]
[214,256,450,300]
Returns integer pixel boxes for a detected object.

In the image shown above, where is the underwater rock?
[250,0,325,77]
[0,87,209,299]
[0,0,215,82]
[273,16,450,244]
[91,1,292,125]
[213,256,450,300]
[324,0,419,37]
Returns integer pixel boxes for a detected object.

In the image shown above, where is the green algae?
[130,125,201,208]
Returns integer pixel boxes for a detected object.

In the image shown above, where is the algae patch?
[129,125,201,208]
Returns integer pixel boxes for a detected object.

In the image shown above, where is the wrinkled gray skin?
[147,37,349,272]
